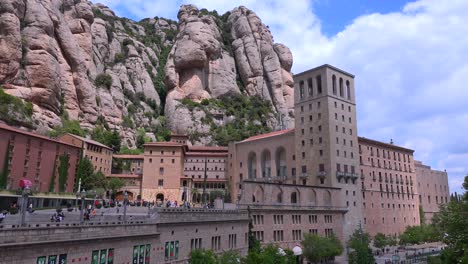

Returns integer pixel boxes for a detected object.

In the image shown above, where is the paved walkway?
[374,242,444,264]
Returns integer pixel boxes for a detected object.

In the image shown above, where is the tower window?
[332,75,337,95]
[299,81,304,99]
[307,78,313,96]
[346,80,351,99]
[316,75,322,94]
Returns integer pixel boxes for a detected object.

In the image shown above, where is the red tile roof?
[107,174,142,179]
[144,142,185,147]
[188,146,228,152]
[185,152,228,157]
[240,129,295,143]
[113,154,144,159]
[0,123,80,148]
[64,133,113,150]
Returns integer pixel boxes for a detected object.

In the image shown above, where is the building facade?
[0,124,81,193]
[59,133,113,175]
[0,209,249,264]
[415,161,450,222]
[358,137,420,236]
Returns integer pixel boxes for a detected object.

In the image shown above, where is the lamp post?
[237,190,242,210]
[123,191,128,223]
[20,186,31,227]
[75,190,79,212]
[80,189,86,224]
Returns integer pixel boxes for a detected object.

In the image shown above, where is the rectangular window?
[159,167,164,175]
[164,241,179,261]
[191,238,202,250]
[309,215,318,223]
[211,236,221,251]
[299,81,304,99]
[228,234,237,249]
[158,179,164,187]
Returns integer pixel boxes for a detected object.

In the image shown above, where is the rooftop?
[358,136,414,153]
[185,152,228,157]
[188,146,228,152]
[240,129,295,143]
[113,154,144,159]
[65,133,113,150]
[294,64,355,78]
[0,123,80,148]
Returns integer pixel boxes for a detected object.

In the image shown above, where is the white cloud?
[90,0,468,193]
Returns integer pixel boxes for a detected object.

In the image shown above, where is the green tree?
[49,159,57,192]
[419,205,426,225]
[432,175,468,263]
[373,232,387,250]
[0,142,10,189]
[302,233,343,264]
[188,249,216,264]
[76,157,95,191]
[399,224,439,245]
[57,154,70,192]
[217,250,240,264]
[242,244,295,264]
[107,177,125,197]
[348,229,375,264]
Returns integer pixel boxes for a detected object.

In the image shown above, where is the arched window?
[332,75,337,95]
[324,190,332,206]
[254,185,264,203]
[275,147,287,177]
[261,149,271,178]
[291,192,297,204]
[339,78,344,97]
[310,190,317,206]
[248,152,257,179]
[307,78,313,96]
[277,192,283,203]
[346,80,351,99]
[299,81,304,99]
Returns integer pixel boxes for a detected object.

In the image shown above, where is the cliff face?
[0,1,294,146]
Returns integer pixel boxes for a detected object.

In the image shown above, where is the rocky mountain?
[0,1,294,146]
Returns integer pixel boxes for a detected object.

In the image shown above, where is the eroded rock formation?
[0,2,294,146]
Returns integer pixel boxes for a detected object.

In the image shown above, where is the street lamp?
[75,190,80,212]
[123,191,128,223]
[20,186,31,227]
[237,189,242,210]
[80,189,86,224]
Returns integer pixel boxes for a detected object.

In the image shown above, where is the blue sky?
[92,0,468,194]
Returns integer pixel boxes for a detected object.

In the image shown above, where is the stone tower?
[293,64,363,239]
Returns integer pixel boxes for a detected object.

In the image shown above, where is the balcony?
[299,173,309,179]
[317,171,327,178]
[360,174,365,180]
[336,171,346,180]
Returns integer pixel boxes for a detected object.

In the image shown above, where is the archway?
[156,193,164,202]
[253,185,264,203]
[115,191,134,201]
[310,190,317,206]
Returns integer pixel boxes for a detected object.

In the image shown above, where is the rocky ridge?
[0,1,294,146]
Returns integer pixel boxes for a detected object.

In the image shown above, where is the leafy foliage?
[49,112,86,137]
[243,244,295,264]
[302,233,343,263]
[136,128,152,149]
[118,146,144,155]
[432,175,468,263]
[348,229,375,264]
[91,127,121,152]
[188,249,217,264]
[399,224,439,245]
[0,142,10,189]
[108,177,125,194]
[0,87,34,128]
[179,94,273,145]
[94,73,113,89]
[58,154,70,192]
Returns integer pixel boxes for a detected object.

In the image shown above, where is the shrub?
[0,87,34,128]
[9,207,18,215]
[114,53,126,64]
[94,73,113,89]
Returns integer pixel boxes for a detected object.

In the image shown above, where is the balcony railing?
[317,171,327,178]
